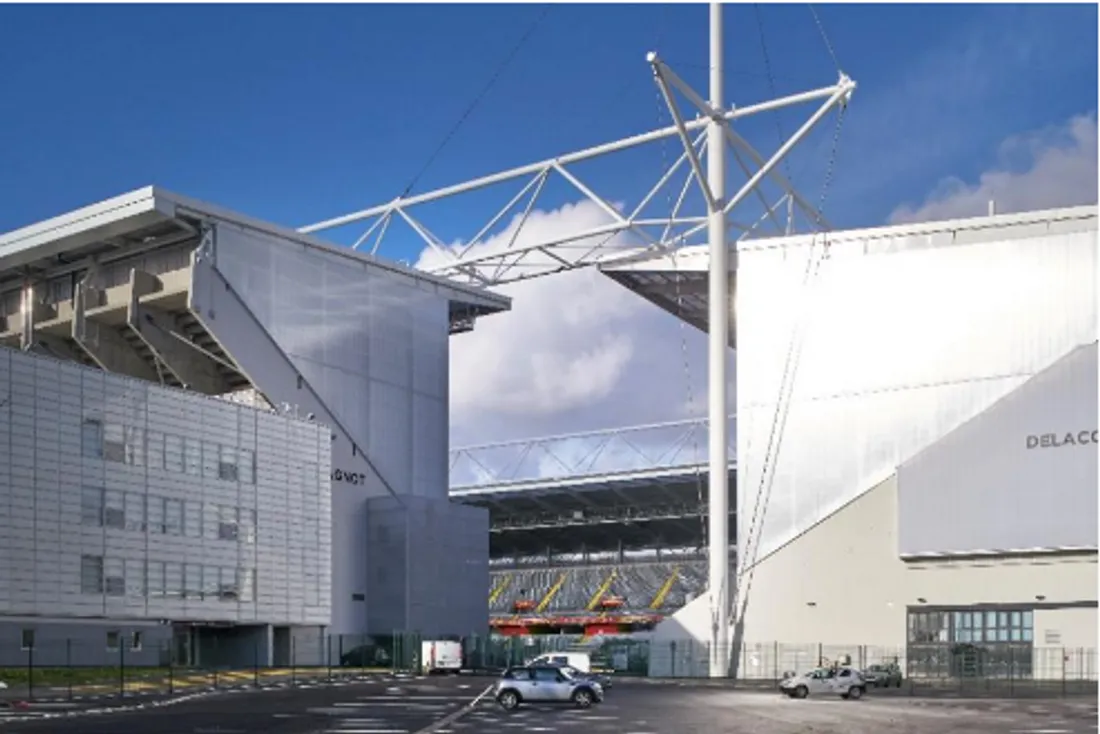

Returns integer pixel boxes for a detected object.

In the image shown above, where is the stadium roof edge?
[598,204,1099,274]
[0,186,511,315]
[597,204,1097,336]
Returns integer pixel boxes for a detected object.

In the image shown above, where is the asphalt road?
[0,675,1096,734]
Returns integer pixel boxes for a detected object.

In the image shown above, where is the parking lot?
[0,675,1095,734]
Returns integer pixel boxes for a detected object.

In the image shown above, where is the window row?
[908,608,1034,644]
[80,487,258,543]
[81,419,256,484]
[19,628,144,653]
[79,555,256,602]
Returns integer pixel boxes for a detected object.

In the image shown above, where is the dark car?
[862,663,903,688]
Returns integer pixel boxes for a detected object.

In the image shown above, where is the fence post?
[253,637,260,689]
[291,637,296,687]
[1061,647,1066,697]
[119,637,126,698]
[326,630,332,683]
[168,642,174,696]
[66,639,73,702]
[27,638,34,702]
[773,641,778,682]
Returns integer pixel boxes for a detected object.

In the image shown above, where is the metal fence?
[0,634,1094,702]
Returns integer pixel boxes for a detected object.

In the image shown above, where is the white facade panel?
[736,219,1097,570]
[0,346,331,626]
[898,342,1098,557]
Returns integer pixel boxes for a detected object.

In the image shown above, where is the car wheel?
[794,685,809,699]
[847,686,863,700]
[497,691,520,710]
[572,689,594,709]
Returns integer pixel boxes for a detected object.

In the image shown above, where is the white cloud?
[888,113,1098,224]
[420,200,716,450]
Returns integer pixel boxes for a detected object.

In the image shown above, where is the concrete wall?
[736,475,1097,648]
[0,346,331,628]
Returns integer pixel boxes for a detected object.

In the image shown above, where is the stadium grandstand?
[450,417,735,637]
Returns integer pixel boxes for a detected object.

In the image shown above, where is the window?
[202,441,220,478]
[184,564,202,599]
[239,568,255,603]
[218,567,240,600]
[81,419,104,459]
[907,611,948,644]
[184,501,201,538]
[147,497,165,534]
[106,631,121,652]
[147,561,165,598]
[240,509,257,544]
[165,562,183,599]
[125,426,145,467]
[164,499,183,536]
[183,438,201,476]
[533,668,560,682]
[218,505,239,541]
[146,430,164,470]
[80,486,104,526]
[218,445,239,482]
[104,558,125,597]
[164,434,184,473]
[130,631,143,652]
[20,629,34,651]
[80,555,104,594]
[202,565,220,598]
[203,503,220,540]
[238,448,255,484]
[506,669,532,681]
[104,490,126,530]
[103,423,126,463]
[125,558,145,598]
[125,493,145,532]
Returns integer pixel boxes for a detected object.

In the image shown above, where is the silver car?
[494,665,604,710]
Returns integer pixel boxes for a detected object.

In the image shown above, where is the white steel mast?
[704,1,730,678]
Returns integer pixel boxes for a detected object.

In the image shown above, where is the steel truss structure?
[449,415,736,491]
[300,75,854,290]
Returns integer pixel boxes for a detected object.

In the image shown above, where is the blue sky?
[0,2,1095,251]
[1,3,1097,449]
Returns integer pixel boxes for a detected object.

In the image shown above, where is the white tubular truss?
[299,75,855,288]
[449,415,737,490]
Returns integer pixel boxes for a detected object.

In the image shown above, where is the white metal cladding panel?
[736,227,1097,569]
[212,222,451,502]
[898,342,1098,556]
[0,347,331,626]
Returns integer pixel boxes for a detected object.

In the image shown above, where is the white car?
[779,666,867,700]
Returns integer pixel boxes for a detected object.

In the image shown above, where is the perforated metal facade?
[0,347,332,626]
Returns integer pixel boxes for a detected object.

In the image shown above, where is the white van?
[528,652,592,673]
[421,640,463,674]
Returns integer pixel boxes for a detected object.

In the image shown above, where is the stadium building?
[450,428,737,638]
[0,187,507,667]
[598,204,1098,678]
